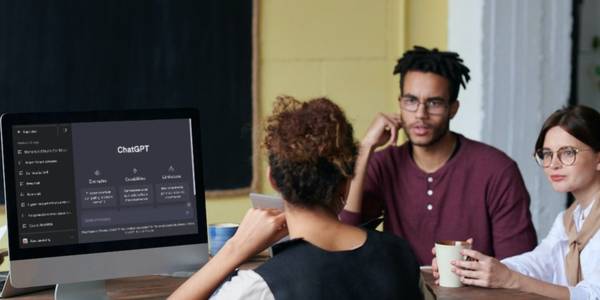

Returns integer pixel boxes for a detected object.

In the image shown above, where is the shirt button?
[427,190,433,196]
[427,204,433,210]
[427,177,433,183]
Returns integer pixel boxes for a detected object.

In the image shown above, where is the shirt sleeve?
[487,162,538,259]
[210,270,274,300]
[503,213,600,300]
[339,152,385,226]
[502,213,563,280]
[568,266,600,300]
[338,209,363,225]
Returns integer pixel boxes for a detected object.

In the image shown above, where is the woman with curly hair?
[170,96,423,300]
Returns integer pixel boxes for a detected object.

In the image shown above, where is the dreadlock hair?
[393,46,471,102]
[263,96,358,212]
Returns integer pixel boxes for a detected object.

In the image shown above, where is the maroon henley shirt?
[340,133,537,265]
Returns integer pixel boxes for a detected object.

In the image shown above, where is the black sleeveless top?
[254,230,422,300]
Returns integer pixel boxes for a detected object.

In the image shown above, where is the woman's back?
[255,230,422,300]
[170,96,423,300]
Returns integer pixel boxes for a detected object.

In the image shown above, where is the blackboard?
[0,0,254,202]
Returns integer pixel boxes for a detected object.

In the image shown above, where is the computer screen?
[1,109,208,291]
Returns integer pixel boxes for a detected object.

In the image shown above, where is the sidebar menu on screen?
[13,125,78,248]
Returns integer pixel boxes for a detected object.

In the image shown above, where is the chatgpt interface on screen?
[12,119,199,248]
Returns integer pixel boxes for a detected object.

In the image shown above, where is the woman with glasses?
[433,105,600,299]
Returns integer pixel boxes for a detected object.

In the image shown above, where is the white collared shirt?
[573,200,595,232]
[502,201,600,300]
[209,270,274,300]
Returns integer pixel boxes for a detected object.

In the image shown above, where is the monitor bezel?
[1,108,208,261]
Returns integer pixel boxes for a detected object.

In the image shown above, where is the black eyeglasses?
[399,96,449,115]
[533,146,593,168]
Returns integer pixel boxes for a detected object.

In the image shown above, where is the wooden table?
[9,266,554,300]
[2,276,186,300]
[3,257,268,299]
[420,268,552,300]
[0,207,558,299]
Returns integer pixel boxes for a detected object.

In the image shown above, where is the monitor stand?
[55,280,108,300]
[0,272,53,298]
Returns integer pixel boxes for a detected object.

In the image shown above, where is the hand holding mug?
[451,249,519,289]
[431,238,472,287]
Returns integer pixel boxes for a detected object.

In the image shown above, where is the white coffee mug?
[435,240,471,288]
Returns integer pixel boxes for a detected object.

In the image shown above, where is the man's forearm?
[343,144,374,213]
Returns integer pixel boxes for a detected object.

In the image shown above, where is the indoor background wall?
[448,0,572,239]
[204,0,448,225]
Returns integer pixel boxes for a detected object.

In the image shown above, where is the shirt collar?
[573,199,597,232]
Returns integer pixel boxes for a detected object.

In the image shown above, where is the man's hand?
[431,246,439,285]
[341,113,401,217]
[361,113,402,150]
[226,208,288,260]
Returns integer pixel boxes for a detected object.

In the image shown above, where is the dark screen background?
[0,0,253,203]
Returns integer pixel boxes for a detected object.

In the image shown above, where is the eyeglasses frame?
[533,146,594,168]
[398,96,450,116]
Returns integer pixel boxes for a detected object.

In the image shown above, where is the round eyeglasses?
[533,146,593,168]
[399,96,449,115]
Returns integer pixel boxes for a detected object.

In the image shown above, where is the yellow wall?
[0,0,447,273]
[406,0,448,50]
[204,0,447,225]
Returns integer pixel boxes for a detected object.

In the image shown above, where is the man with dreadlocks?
[340,46,537,265]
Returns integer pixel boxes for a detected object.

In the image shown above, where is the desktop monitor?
[0,109,208,297]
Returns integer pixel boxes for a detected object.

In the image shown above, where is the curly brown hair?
[263,95,358,211]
